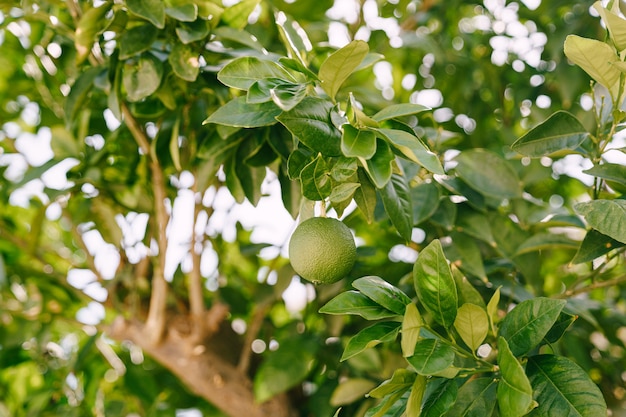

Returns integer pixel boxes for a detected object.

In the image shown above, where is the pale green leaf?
[564,35,620,99]
[218,57,296,90]
[341,322,400,361]
[401,303,422,357]
[127,0,165,28]
[594,1,626,51]
[376,128,444,175]
[454,303,489,352]
[319,40,369,100]
[372,103,430,122]
[406,338,455,375]
[575,199,626,244]
[331,378,377,406]
[204,96,281,127]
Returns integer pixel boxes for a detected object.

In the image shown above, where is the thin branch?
[558,274,626,298]
[237,302,270,374]
[122,102,170,345]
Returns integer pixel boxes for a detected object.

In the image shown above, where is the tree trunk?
[108,315,298,417]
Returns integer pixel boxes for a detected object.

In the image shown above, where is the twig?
[558,274,626,298]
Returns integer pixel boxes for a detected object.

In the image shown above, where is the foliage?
[0,0,625,416]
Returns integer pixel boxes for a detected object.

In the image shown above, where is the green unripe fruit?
[288,217,357,285]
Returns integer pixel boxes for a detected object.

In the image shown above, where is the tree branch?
[108,312,297,417]
[558,274,626,298]
[122,102,170,345]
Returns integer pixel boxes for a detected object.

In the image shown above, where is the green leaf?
[564,34,620,99]
[372,103,430,122]
[454,149,521,200]
[406,338,455,376]
[527,355,607,416]
[176,19,211,44]
[218,57,296,90]
[330,157,358,182]
[544,312,577,344]
[75,3,112,63]
[455,205,495,246]
[164,0,197,21]
[574,199,626,244]
[446,378,497,416]
[421,378,458,417]
[368,369,416,399]
[487,287,501,335]
[413,239,458,328]
[498,297,566,357]
[377,128,444,175]
[454,303,489,352]
[411,182,441,225]
[127,0,165,28]
[341,125,376,158]
[583,162,626,188]
[320,291,399,320]
[497,337,534,417]
[515,233,579,255]
[319,40,369,100]
[204,96,281,127]
[446,231,487,280]
[123,54,163,102]
[380,173,413,241]
[406,375,427,417]
[65,67,102,122]
[365,389,409,417]
[511,111,589,157]
[452,265,486,308]
[341,322,400,361]
[168,43,199,82]
[354,168,377,223]
[352,276,412,316]
[119,24,159,60]
[361,139,394,188]
[275,11,312,65]
[594,2,626,51]
[571,229,625,264]
[300,154,331,200]
[222,0,260,29]
[277,97,343,156]
[331,378,378,406]
[401,303,422,357]
[329,182,360,204]
[254,337,317,403]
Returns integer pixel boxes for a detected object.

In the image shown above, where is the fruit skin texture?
[288,217,357,285]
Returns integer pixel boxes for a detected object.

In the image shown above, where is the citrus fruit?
[288,217,356,285]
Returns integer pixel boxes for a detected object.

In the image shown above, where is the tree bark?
[108,313,298,417]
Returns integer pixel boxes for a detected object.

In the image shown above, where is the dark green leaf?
[497,337,534,417]
[544,312,577,344]
[498,297,566,357]
[341,322,400,361]
[413,240,458,328]
[277,97,343,156]
[515,233,579,255]
[527,355,607,416]
[342,125,376,158]
[75,3,112,63]
[127,0,165,28]
[204,96,282,127]
[361,139,394,188]
[445,378,497,417]
[300,155,331,200]
[411,182,441,225]
[454,205,495,245]
[365,389,409,417]
[575,199,626,244]
[329,182,360,204]
[176,20,211,44]
[452,266,486,308]
[421,378,458,417]
[354,168,377,223]
[119,24,159,60]
[65,67,101,122]
[584,162,626,188]
[278,164,301,219]
[377,128,444,175]
[571,229,625,264]
[330,157,358,182]
[372,103,430,122]
[168,43,199,82]
[380,173,413,241]
[123,54,163,102]
[287,148,313,179]
[511,111,589,157]
[254,337,317,403]
[319,40,369,100]
[352,276,412,316]
[406,338,455,375]
[454,149,522,200]
[320,291,399,320]
[446,231,487,280]
[164,0,197,21]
